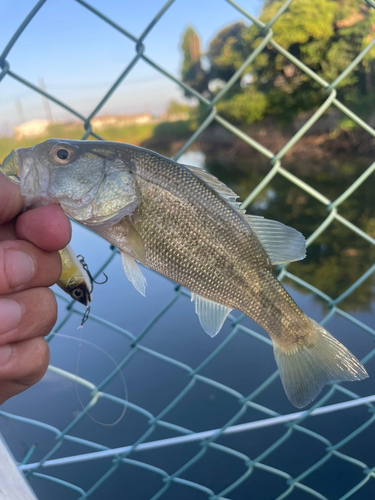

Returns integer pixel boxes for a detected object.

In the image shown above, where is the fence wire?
[1,0,375,499]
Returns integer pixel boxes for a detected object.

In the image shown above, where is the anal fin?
[191,293,232,337]
[121,252,147,296]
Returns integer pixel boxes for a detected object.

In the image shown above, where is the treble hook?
[77,255,108,292]
[76,255,109,327]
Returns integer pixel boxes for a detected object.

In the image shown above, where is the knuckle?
[41,288,58,332]
[28,338,50,382]
[27,288,57,337]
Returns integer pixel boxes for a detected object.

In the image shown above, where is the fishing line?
[53,333,128,427]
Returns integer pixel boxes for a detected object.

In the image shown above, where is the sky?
[0,0,263,135]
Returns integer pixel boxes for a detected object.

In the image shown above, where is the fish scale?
[3,138,367,408]
[132,153,308,342]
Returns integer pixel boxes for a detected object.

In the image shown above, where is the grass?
[0,121,158,163]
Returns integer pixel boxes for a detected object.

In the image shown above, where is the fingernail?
[5,250,34,288]
[0,298,22,334]
[0,344,13,365]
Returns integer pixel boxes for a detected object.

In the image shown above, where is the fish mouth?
[0,150,20,182]
[17,147,52,201]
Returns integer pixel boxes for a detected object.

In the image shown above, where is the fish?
[1,139,368,407]
[0,152,92,307]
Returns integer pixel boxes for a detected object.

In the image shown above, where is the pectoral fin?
[123,219,146,265]
[191,293,232,337]
[121,252,147,296]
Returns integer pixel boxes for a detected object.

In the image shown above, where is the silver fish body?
[8,139,368,407]
[103,150,307,346]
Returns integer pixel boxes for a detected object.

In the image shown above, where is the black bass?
[2,139,368,407]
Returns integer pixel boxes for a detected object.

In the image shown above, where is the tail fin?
[273,319,368,408]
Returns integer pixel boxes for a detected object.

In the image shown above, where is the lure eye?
[73,289,83,299]
[52,144,74,164]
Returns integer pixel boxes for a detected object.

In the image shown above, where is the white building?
[14,119,49,140]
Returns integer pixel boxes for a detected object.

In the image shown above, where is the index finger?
[0,172,24,225]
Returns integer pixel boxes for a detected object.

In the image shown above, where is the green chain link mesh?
[1,1,375,499]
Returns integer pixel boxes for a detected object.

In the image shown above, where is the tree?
[252,0,375,118]
[181,26,208,95]
[180,0,375,124]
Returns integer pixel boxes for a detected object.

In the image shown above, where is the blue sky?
[0,0,263,135]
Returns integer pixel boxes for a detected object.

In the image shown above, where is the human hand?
[0,172,71,404]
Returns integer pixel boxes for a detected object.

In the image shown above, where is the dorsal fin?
[184,164,243,212]
[245,214,306,265]
[191,293,232,337]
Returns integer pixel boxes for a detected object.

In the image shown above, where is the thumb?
[0,173,24,225]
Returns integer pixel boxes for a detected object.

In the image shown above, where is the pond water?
[1,150,374,500]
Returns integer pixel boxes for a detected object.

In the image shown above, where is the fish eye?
[57,148,69,160]
[73,289,83,298]
[52,144,74,164]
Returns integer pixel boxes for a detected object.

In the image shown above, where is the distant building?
[14,119,50,140]
[91,113,153,129]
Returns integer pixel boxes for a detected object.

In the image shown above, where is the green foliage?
[216,87,268,125]
[152,119,195,140]
[259,0,336,47]
[99,123,155,144]
[181,26,208,94]
[182,26,200,76]
[167,99,192,116]
[208,22,249,79]
[180,0,375,124]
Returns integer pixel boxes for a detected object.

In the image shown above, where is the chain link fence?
[1,0,375,498]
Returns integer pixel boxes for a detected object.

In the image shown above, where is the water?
[1,151,374,500]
